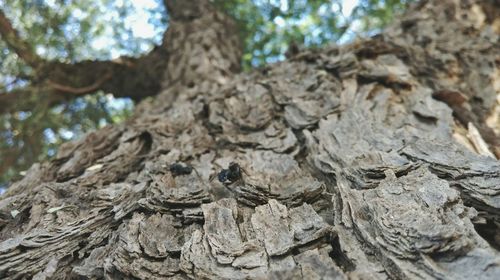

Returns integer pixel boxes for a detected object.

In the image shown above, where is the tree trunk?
[1,0,499,279]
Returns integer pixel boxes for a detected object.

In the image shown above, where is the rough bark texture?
[0,0,499,279]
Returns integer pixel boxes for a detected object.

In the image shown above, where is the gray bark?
[0,0,499,279]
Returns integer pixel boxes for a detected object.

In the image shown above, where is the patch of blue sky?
[17,111,32,121]
[59,128,75,140]
[104,94,133,112]
[90,0,164,59]
[43,128,57,144]
[1,129,14,146]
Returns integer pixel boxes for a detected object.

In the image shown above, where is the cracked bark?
[0,0,500,279]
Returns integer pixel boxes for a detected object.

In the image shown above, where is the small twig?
[467,122,495,158]
[47,72,112,95]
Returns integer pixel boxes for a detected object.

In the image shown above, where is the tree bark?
[0,0,499,279]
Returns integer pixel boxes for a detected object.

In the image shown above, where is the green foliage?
[0,0,412,188]
[0,92,134,186]
[214,0,412,68]
[0,0,163,188]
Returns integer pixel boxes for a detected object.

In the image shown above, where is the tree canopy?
[0,0,412,188]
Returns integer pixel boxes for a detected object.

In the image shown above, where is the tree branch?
[0,88,33,114]
[0,5,170,115]
[0,8,43,68]
[0,46,169,114]
[46,72,112,95]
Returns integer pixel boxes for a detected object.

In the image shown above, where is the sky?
[91,0,162,58]
[92,0,360,58]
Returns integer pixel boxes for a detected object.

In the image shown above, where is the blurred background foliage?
[0,0,412,188]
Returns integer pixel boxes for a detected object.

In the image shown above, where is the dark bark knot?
[169,163,193,176]
[217,162,242,185]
